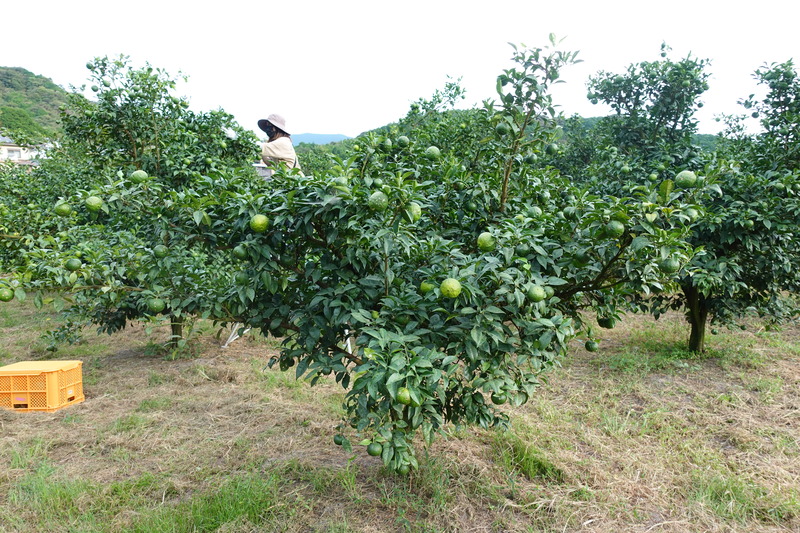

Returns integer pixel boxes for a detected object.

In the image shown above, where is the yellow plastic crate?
[0,360,84,412]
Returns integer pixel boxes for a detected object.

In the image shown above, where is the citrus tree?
[3,55,260,347]
[9,41,697,472]
[723,59,800,173]
[559,47,800,352]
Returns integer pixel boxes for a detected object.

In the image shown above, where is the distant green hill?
[570,115,719,150]
[0,67,70,141]
[292,133,350,146]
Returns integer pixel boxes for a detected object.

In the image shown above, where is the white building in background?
[0,135,39,164]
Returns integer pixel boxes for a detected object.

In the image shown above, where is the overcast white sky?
[3,1,798,138]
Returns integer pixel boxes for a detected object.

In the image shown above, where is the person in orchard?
[258,114,301,176]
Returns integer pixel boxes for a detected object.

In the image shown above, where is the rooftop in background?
[0,135,41,164]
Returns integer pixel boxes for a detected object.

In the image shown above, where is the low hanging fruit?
[424,146,440,159]
[232,245,248,260]
[250,214,269,232]
[477,231,496,252]
[129,169,148,183]
[147,298,166,314]
[65,258,82,272]
[440,278,462,299]
[526,284,547,303]
[674,170,698,188]
[153,245,169,259]
[85,196,103,212]
[604,220,625,238]
[407,202,422,221]
[397,387,412,405]
[54,203,72,217]
[368,191,389,211]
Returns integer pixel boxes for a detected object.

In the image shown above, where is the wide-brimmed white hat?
[258,114,289,135]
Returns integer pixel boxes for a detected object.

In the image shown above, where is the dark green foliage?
[7,42,698,473]
[558,45,800,352]
[721,60,800,173]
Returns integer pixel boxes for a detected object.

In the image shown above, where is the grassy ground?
[0,299,798,532]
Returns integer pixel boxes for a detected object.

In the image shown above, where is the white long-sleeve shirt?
[261,137,299,170]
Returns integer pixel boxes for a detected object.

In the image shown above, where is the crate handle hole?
[67,396,75,402]
[13,403,28,409]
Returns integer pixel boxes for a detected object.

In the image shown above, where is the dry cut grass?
[0,299,798,532]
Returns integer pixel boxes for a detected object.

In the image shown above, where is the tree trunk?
[169,315,184,349]
[682,284,709,353]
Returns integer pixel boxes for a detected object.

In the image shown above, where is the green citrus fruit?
[491,392,507,405]
[574,250,591,266]
[495,122,510,136]
[744,219,754,229]
[684,208,700,222]
[153,245,169,259]
[674,170,698,188]
[407,202,422,222]
[465,201,478,212]
[397,387,412,405]
[333,434,344,446]
[85,196,103,212]
[515,243,530,256]
[130,169,148,183]
[419,281,435,294]
[396,135,410,147]
[366,442,383,457]
[658,257,681,274]
[544,286,555,299]
[545,143,559,156]
[527,206,543,218]
[440,278,462,299]
[0,288,13,302]
[147,298,166,314]
[368,191,389,211]
[527,284,547,303]
[597,317,615,329]
[585,340,599,352]
[250,214,269,232]
[54,203,72,217]
[477,231,496,252]
[397,464,411,475]
[233,245,248,260]
[424,146,441,159]
[65,258,82,272]
[524,153,538,165]
[604,220,625,238]
[234,272,249,285]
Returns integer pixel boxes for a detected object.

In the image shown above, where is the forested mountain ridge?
[0,67,70,140]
